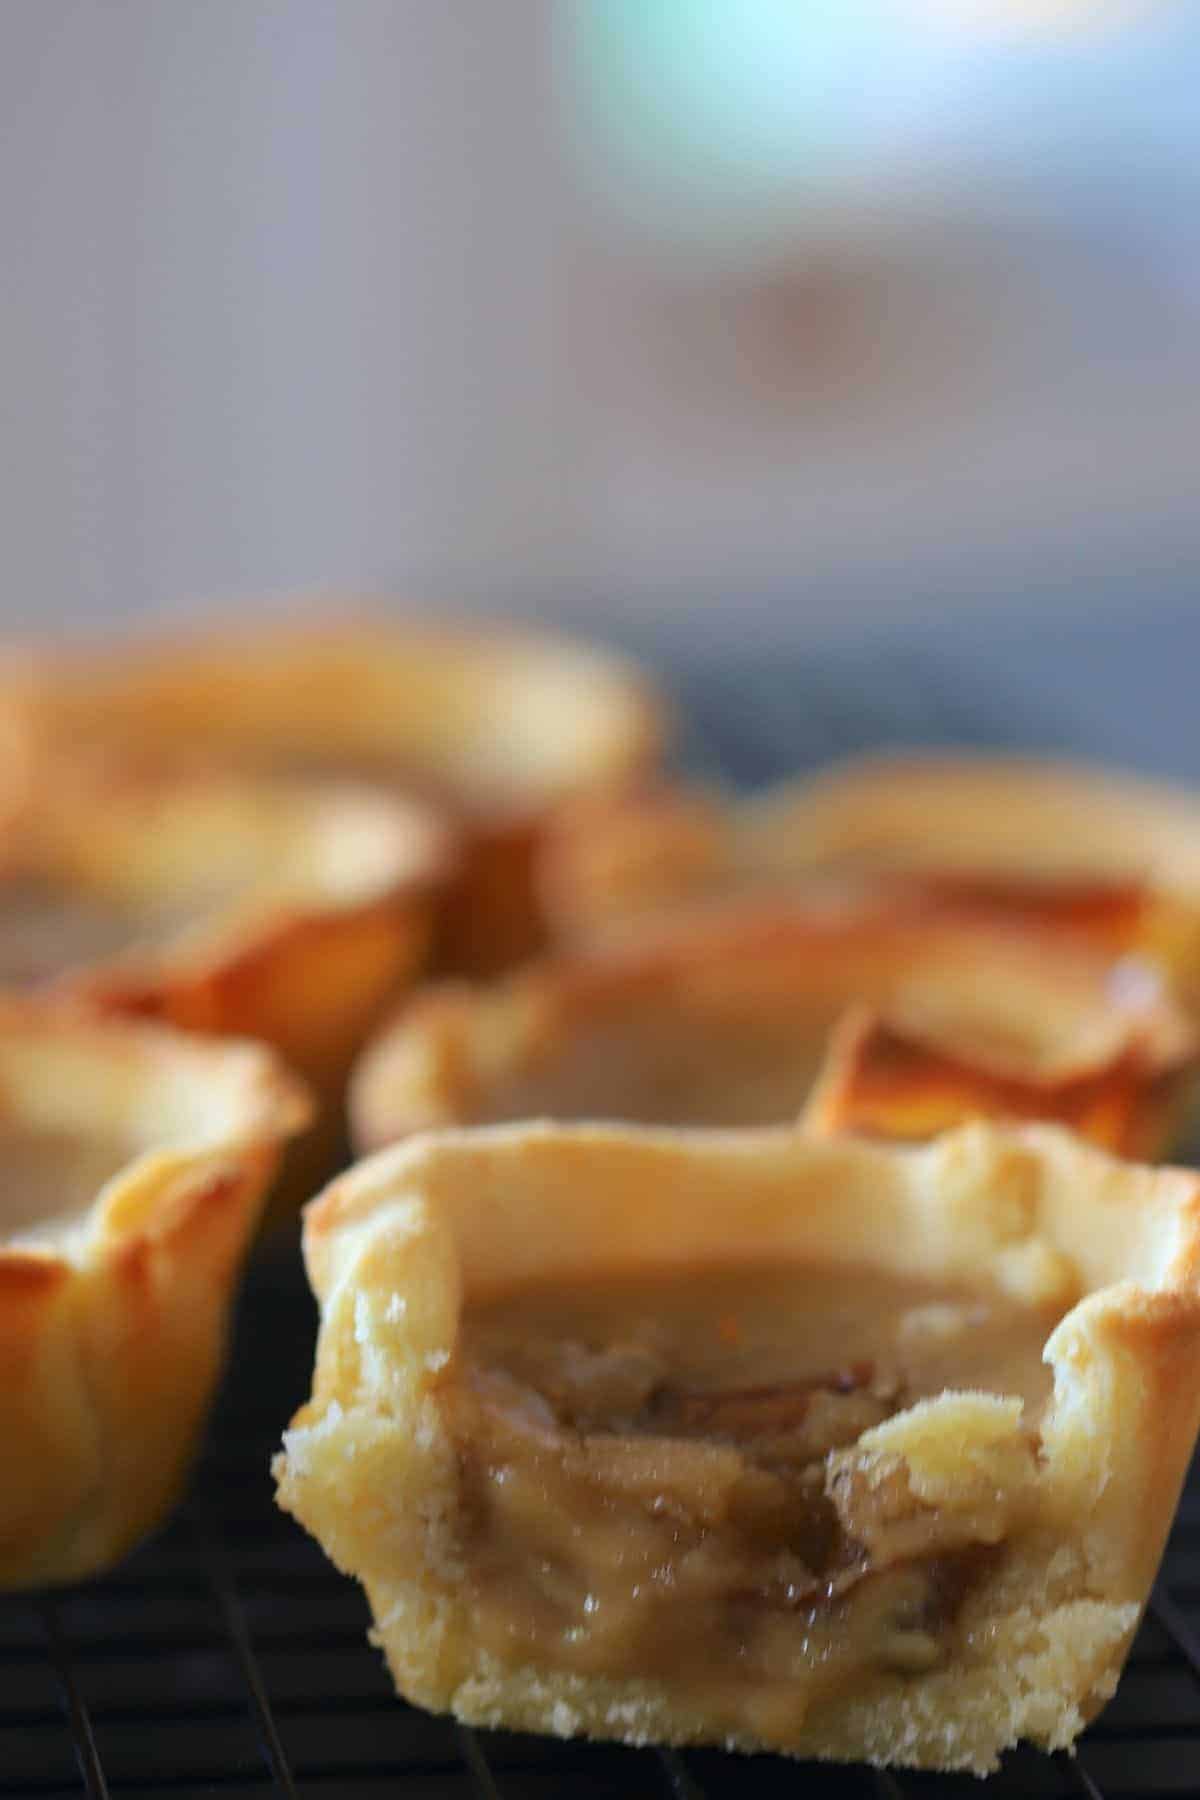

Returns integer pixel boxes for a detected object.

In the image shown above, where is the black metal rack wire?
[7,644,1200,1799]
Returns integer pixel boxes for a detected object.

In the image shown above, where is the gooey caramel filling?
[447,1266,1064,1736]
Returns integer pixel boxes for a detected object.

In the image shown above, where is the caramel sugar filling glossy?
[446,1263,1063,1739]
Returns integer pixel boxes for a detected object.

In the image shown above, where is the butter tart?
[542,758,1200,995]
[349,895,1195,1156]
[275,1119,1200,1772]
[1,1006,309,1588]
[0,759,450,1103]
[10,613,667,973]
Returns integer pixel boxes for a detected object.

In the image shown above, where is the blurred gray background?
[2,1,1198,659]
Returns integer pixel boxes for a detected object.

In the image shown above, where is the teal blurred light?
[559,1,1198,268]
[563,0,901,258]
[575,1,885,184]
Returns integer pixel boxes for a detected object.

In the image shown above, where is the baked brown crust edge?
[0,1009,310,1587]
[804,1001,1197,1160]
[14,767,454,1098]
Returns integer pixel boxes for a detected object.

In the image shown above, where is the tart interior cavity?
[475,954,1150,1129]
[479,1001,836,1126]
[448,1261,1068,1736]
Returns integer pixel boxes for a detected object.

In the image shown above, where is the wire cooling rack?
[7,642,1200,1799]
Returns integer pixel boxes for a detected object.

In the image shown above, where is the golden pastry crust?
[275,1119,1200,1772]
[0,1006,309,1588]
[745,754,1200,1009]
[8,611,668,973]
[348,894,1197,1155]
[1,759,452,1100]
[804,1000,1195,1158]
[742,752,1200,894]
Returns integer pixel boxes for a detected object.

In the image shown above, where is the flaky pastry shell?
[349,895,1196,1156]
[275,1119,1200,1772]
[1,760,451,1103]
[1,1007,309,1588]
[804,1000,1194,1157]
[7,612,667,973]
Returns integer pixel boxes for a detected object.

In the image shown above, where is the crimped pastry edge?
[1,1006,310,1587]
[5,762,453,1097]
[740,751,1200,893]
[275,1119,1200,1773]
[804,999,1199,1159]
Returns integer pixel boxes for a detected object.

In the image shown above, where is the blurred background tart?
[5,612,669,975]
[349,889,1196,1158]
